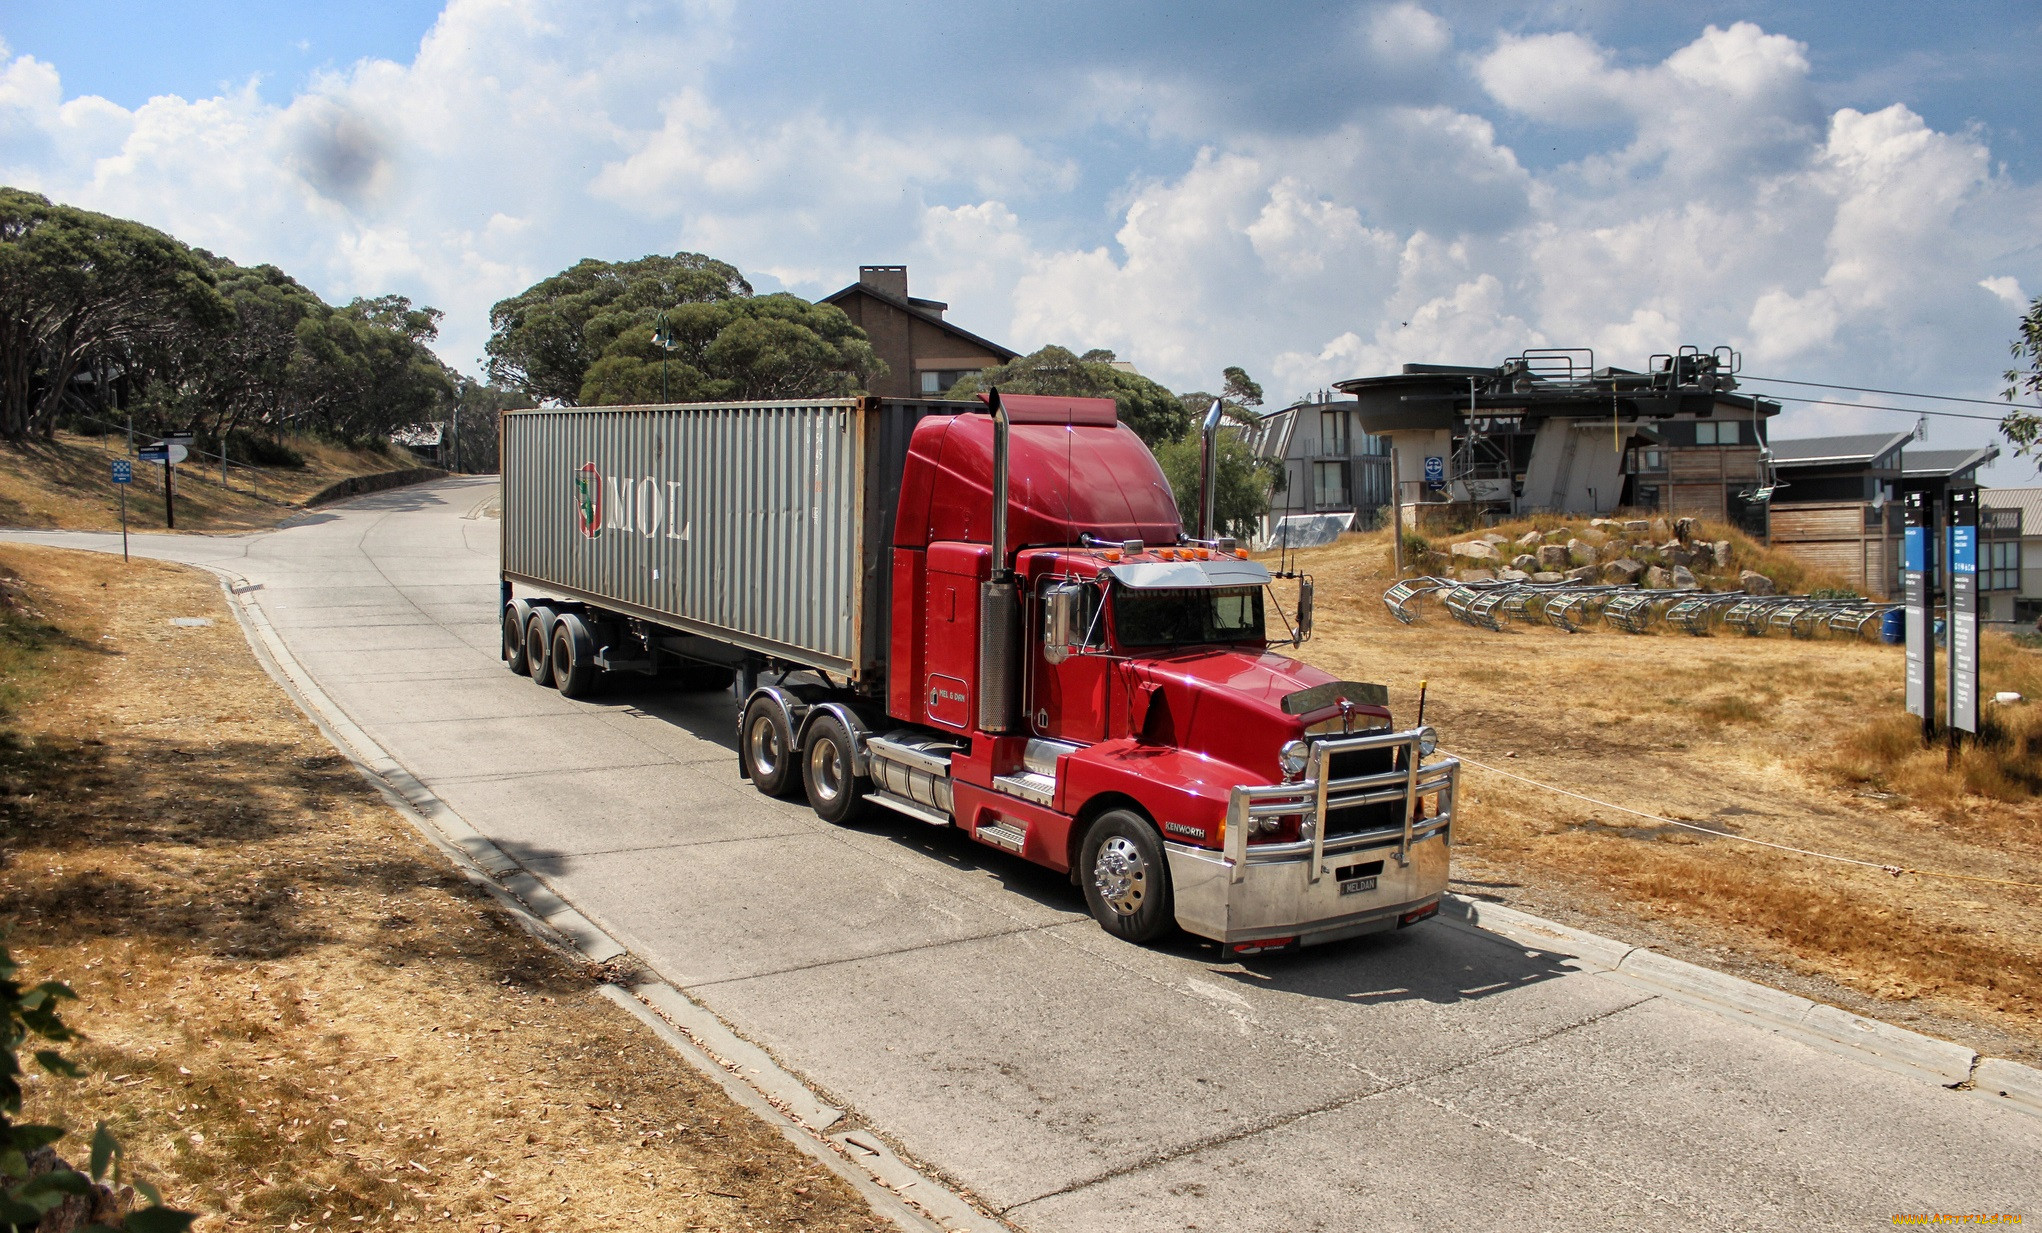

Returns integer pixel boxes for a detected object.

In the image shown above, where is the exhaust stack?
[977,388,1020,733]
[1197,396,1225,540]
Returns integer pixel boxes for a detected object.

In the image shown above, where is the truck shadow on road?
[1207,925,1586,1007]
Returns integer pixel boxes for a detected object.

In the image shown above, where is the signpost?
[1902,489,1933,741]
[1423,454,1445,492]
[1948,487,1979,741]
[111,458,132,562]
[138,442,177,529]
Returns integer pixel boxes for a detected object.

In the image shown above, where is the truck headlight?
[1417,726,1439,757]
[1279,739,1309,778]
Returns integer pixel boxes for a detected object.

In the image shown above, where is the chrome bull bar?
[1223,728,1458,884]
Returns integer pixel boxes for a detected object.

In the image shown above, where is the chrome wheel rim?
[1093,835,1147,916]
[748,714,783,779]
[808,736,842,803]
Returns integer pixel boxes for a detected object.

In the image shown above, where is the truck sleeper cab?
[498,391,1457,953]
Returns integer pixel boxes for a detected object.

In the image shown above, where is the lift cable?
[1752,392,2014,425]
[1740,373,2031,410]
[1449,751,2042,892]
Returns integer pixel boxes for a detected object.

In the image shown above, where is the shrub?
[222,430,305,470]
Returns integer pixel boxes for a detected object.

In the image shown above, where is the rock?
[1644,565,1670,589]
[1458,568,1496,582]
[1543,528,1572,544]
[1604,557,1646,585]
[1673,517,1698,542]
[1451,540,1500,563]
[1711,540,1732,568]
[1623,519,1651,536]
[1532,571,1566,583]
[1738,569,1776,596]
[1580,527,1610,545]
[1509,553,1537,571]
[1497,569,1529,582]
[1566,538,1599,567]
[1516,530,1543,548]
[1650,518,1670,539]
[1480,532,1509,545]
[1671,565,1697,588]
[1565,565,1599,582]
[1589,518,1619,530]
[1537,544,1570,570]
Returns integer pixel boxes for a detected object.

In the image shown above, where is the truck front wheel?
[803,713,871,826]
[741,697,799,798]
[1080,810,1175,944]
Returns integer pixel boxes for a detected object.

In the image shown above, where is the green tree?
[1220,366,1263,417]
[945,345,1190,445]
[290,296,457,444]
[484,253,752,405]
[2001,294,2042,460]
[0,189,228,439]
[577,294,880,405]
[1153,431,1277,539]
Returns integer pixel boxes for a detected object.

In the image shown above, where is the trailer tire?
[503,600,532,674]
[741,696,800,798]
[551,613,599,699]
[1079,810,1175,944]
[524,606,558,687]
[802,713,871,827]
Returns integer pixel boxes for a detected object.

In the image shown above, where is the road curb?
[1441,894,2040,1117]
[199,565,1007,1233]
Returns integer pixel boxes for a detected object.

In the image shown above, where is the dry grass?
[0,431,422,534]
[0,544,885,1232]
[1276,528,2042,1059]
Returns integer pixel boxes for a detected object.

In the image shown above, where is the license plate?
[1339,876,1378,896]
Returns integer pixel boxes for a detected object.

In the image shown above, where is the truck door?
[1030,578,1109,745]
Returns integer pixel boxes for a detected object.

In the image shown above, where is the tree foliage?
[577,294,880,405]
[2002,293,2042,462]
[483,253,753,405]
[944,345,1191,445]
[1153,424,1279,539]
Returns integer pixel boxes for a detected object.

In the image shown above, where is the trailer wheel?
[741,696,799,798]
[802,713,871,827]
[524,606,557,687]
[503,600,532,674]
[1079,810,1175,944]
[551,613,599,699]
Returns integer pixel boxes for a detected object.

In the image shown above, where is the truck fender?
[796,702,872,777]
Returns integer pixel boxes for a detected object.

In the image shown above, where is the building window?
[1694,421,1741,446]
[1632,448,1665,472]
[919,369,978,395]
[1635,484,1660,510]
[1319,409,1348,456]
[1986,540,2021,593]
[1313,461,1349,509]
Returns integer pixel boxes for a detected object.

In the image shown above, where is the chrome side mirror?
[1043,583,1078,664]
[1296,577,1315,644]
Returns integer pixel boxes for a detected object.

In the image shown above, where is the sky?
[1,1,2038,477]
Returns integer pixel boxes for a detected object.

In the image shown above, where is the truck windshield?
[1113,586,1265,648]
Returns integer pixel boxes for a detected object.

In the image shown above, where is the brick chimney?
[858,265,909,300]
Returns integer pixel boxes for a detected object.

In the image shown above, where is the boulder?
[1738,569,1776,596]
[1566,538,1600,566]
[1623,519,1651,536]
[1565,565,1599,582]
[1711,540,1732,568]
[1451,540,1501,564]
[1458,568,1496,582]
[1497,568,1529,583]
[1512,553,1539,572]
[1532,571,1567,583]
[1644,565,1670,589]
[1480,532,1509,545]
[1543,528,1572,544]
[1603,557,1646,585]
[1516,530,1544,548]
[1589,518,1619,530]
[1671,565,1697,588]
[1673,517,1698,543]
[1650,518,1670,539]
[1580,527,1611,545]
[1537,544,1570,570]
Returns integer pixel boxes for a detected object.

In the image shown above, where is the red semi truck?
[499,391,1457,951]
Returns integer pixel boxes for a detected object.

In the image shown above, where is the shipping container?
[501,398,956,683]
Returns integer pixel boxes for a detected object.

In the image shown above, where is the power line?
[1741,373,2029,410]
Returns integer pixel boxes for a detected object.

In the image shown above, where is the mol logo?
[569,463,692,545]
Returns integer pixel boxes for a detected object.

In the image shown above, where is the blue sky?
[2,1,2039,473]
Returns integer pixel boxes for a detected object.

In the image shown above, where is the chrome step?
[1022,738,1081,777]
[868,790,951,827]
[993,771,1056,807]
[975,818,1027,853]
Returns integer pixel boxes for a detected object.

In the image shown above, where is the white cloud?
[1982,276,2029,308]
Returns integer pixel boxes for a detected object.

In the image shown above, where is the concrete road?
[10,476,2039,1230]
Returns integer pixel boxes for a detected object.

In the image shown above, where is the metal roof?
[1982,486,2042,531]
[818,280,1019,362]
[1901,445,1998,478]
[1766,431,1910,467]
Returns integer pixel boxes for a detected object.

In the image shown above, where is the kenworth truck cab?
[499,390,1457,952]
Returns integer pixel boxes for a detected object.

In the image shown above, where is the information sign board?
[1423,455,1445,491]
[111,459,131,484]
[1903,491,1931,724]
[1948,489,1979,734]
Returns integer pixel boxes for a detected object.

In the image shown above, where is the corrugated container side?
[502,398,958,682]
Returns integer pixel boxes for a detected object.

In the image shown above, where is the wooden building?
[820,266,1017,399]
[1765,432,1909,598]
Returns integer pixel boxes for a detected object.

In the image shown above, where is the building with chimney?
[820,266,1018,399]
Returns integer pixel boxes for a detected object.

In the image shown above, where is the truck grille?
[1322,745,1403,838]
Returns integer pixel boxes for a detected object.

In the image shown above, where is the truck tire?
[551,613,599,699]
[503,599,532,673]
[524,606,558,687]
[741,696,799,798]
[1079,810,1175,944]
[802,713,871,826]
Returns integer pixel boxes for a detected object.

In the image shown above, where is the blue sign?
[1903,524,1925,573]
[1951,525,1977,574]
[111,459,132,484]
[1423,455,1445,490]
[137,445,168,462]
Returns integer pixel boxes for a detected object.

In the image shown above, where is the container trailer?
[499,391,1458,951]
